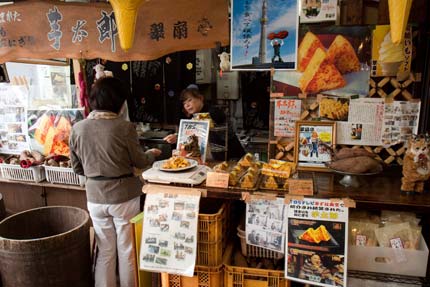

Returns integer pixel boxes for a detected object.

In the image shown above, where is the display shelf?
[348,270,428,285]
[0,178,85,191]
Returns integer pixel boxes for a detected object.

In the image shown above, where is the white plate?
[153,159,198,172]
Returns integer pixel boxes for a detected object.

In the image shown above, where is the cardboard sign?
[288,179,314,196]
[205,171,229,188]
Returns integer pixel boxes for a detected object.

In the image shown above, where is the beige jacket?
[70,118,155,204]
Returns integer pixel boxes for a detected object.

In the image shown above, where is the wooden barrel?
[0,206,92,287]
[0,193,5,221]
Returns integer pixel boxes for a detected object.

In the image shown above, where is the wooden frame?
[11,58,70,67]
[294,121,336,171]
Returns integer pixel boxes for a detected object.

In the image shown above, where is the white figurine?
[218,52,230,72]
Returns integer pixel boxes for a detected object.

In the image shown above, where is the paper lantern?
[388,0,413,45]
[109,0,145,51]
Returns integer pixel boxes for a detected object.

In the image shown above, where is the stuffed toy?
[218,52,230,72]
[94,64,106,80]
[401,134,430,193]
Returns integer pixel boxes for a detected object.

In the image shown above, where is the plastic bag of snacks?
[374,222,421,250]
[349,220,379,247]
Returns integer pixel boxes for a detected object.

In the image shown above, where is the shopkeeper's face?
[183,95,204,115]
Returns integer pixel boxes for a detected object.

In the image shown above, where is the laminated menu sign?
[285,198,348,287]
[177,119,210,163]
[0,84,30,154]
[246,197,287,253]
[140,186,201,277]
[274,99,301,138]
[300,0,338,23]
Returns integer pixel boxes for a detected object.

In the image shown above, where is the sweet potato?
[328,156,382,173]
[334,148,375,160]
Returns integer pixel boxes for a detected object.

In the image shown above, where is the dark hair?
[180,86,202,103]
[89,77,129,113]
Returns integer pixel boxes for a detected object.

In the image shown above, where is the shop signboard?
[285,197,348,287]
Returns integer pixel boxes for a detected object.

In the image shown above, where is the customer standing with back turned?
[70,77,161,287]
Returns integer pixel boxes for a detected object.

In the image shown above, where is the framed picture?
[294,121,336,171]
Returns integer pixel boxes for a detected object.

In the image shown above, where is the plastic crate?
[168,264,223,287]
[44,166,85,186]
[197,199,226,266]
[224,244,290,287]
[237,226,284,259]
[0,164,45,183]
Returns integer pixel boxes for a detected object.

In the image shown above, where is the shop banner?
[177,119,209,164]
[0,0,228,63]
[246,196,287,253]
[286,198,348,287]
[274,99,301,138]
[0,83,29,154]
[299,0,337,23]
[140,185,202,277]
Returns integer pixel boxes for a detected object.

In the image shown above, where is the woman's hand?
[147,148,162,158]
[163,133,177,144]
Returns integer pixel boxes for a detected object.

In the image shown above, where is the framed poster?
[286,198,348,287]
[231,0,299,70]
[177,119,210,163]
[294,121,335,171]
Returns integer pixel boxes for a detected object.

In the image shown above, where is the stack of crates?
[223,243,290,287]
[168,198,227,287]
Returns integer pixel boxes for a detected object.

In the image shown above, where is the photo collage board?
[140,187,201,277]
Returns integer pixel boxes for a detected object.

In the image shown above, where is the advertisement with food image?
[176,119,209,164]
[27,109,84,156]
[286,198,348,287]
[318,96,350,121]
[272,25,371,97]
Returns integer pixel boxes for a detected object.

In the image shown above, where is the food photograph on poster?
[27,109,84,156]
[287,218,346,286]
[272,25,371,96]
[231,0,299,70]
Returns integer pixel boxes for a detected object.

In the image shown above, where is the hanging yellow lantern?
[109,0,145,52]
[388,0,413,45]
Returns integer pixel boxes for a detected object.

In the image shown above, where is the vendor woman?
[163,84,245,160]
[70,77,161,287]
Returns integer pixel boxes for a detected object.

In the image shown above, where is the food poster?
[246,197,287,253]
[371,25,412,79]
[300,0,337,23]
[177,119,210,163]
[297,124,334,168]
[27,109,84,156]
[274,99,302,137]
[272,25,371,97]
[231,0,299,70]
[286,198,348,287]
[140,187,201,277]
[336,98,385,146]
[0,84,30,154]
[382,101,420,146]
[5,62,73,108]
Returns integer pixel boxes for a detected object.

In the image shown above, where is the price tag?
[356,234,367,246]
[288,179,314,196]
[206,171,229,188]
[390,237,407,263]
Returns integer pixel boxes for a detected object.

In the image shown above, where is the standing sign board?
[285,198,348,287]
